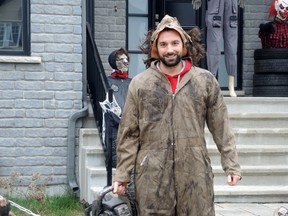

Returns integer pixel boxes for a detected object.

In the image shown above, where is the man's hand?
[192,0,202,10]
[227,174,241,186]
[113,181,128,195]
[238,0,246,8]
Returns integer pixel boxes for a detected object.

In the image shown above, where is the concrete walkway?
[215,203,288,216]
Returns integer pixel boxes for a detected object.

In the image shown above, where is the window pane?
[0,0,23,51]
[128,0,148,14]
[128,53,146,78]
[128,17,148,51]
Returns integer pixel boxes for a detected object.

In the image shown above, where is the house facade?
[0,0,277,196]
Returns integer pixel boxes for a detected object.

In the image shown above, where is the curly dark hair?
[139,26,205,68]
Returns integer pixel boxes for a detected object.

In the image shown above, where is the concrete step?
[79,128,103,201]
[80,146,106,167]
[213,165,288,186]
[205,128,288,146]
[86,166,109,188]
[85,166,116,203]
[208,145,288,166]
[79,128,102,148]
[229,113,288,128]
[225,97,288,114]
[214,185,288,202]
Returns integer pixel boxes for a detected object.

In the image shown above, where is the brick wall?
[0,0,83,194]
[242,0,272,95]
[94,0,126,76]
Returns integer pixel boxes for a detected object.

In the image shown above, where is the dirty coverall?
[206,0,238,76]
[114,60,241,216]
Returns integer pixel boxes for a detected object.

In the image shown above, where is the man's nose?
[167,44,174,53]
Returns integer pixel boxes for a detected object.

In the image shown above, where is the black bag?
[84,186,137,216]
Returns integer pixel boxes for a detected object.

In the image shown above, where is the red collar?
[163,59,192,93]
[111,70,129,79]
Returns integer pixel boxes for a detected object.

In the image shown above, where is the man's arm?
[206,75,242,184]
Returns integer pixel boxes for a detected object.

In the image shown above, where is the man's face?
[116,54,129,72]
[157,29,183,67]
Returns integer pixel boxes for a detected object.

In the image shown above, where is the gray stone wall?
[94,0,126,76]
[242,0,272,95]
[0,0,83,194]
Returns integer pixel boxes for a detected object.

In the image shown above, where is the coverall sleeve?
[114,80,140,183]
[205,76,241,178]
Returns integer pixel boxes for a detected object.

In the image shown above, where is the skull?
[275,0,288,21]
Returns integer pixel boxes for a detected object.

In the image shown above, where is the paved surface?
[215,203,288,216]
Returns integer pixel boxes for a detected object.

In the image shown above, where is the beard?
[159,53,182,67]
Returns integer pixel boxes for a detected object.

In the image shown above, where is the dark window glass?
[0,0,29,55]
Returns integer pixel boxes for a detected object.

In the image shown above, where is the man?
[113,15,241,216]
[192,0,246,97]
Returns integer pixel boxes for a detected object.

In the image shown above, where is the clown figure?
[192,0,246,97]
[259,0,288,48]
[271,0,288,22]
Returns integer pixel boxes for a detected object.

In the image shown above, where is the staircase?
[79,97,288,204]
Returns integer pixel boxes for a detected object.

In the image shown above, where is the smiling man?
[113,15,241,216]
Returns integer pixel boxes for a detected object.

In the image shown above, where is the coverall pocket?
[232,0,238,14]
[230,16,238,28]
[212,16,222,28]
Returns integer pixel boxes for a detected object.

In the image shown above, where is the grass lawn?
[9,194,85,216]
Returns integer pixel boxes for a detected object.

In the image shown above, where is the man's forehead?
[157,29,182,41]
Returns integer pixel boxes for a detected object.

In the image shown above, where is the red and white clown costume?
[259,0,288,48]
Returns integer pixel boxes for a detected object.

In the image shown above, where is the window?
[0,0,29,55]
[127,0,148,77]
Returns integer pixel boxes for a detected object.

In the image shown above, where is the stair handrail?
[86,22,114,186]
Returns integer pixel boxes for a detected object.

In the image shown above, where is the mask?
[116,54,129,72]
[275,0,288,21]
